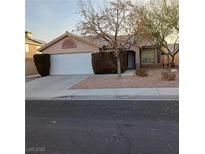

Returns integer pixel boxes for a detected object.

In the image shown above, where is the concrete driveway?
[26,75,87,100]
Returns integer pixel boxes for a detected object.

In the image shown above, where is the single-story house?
[38,31,179,75]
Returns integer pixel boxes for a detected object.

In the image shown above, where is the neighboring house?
[38,31,179,75]
[25,31,45,75]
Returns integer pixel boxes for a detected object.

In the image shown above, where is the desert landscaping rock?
[71,68,179,89]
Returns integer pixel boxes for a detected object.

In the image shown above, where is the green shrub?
[161,71,176,80]
[92,51,127,74]
[136,68,148,77]
[33,54,50,76]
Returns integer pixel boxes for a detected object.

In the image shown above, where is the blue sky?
[25,0,140,42]
[26,0,103,42]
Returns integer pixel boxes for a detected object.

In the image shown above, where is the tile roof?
[26,38,46,45]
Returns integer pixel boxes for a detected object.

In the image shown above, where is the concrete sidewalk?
[26,87,178,100]
[26,75,178,100]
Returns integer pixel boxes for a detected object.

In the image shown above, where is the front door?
[127,51,135,69]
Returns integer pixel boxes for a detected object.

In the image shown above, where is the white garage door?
[50,53,93,75]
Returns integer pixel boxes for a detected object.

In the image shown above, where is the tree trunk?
[117,56,121,77]
[171,55,175,64]
[167,54,171,72]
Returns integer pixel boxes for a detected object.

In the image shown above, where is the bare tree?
[76,0,138,77]
[135,0,179,71]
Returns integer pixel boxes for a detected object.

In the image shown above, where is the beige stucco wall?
[42,36,99,54]
[25,58,38,75]
[161,44,179,65]
[25,42,43,76]
[163,52,179,65]
[25,43,41,59]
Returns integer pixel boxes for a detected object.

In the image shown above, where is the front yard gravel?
[71,68,179,89]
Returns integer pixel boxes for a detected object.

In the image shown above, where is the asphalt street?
[26,100,179,154]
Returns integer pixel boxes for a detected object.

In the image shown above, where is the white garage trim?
[50,53,93,75]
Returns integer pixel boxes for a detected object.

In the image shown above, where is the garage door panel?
[50,53,93,75]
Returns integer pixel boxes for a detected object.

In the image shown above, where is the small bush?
[136,68,148,77]
[33,54,50,76]
[161,71,176,80]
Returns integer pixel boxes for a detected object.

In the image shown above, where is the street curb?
[25,74,41,78]
[33,95,179,100]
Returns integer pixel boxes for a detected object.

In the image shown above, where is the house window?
[141,50,155,64]
[62,39,76,49]
[25,44,29,52]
